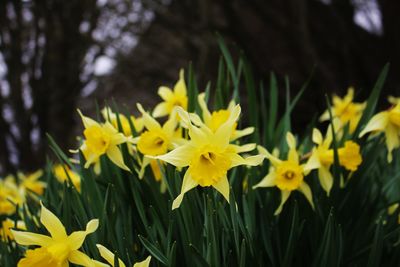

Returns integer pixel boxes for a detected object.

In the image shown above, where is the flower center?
[137,130,168,156]
[275,161,304,191]
[84,125,111,156]
[189,147,231,186]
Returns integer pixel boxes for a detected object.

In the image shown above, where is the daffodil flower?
[320,87,366,134]
[253,133,314,215]
[0,218,26,241]
[0,178,23,216]
[153,69,188,118]
[53,164,81,192]
[11,203,100,267]
[388,203,400,224]
[304,128,362,195]
[96,244,151,267]
[102,107,144,137]
[151,106,263,209]
[196,93,254,140]
[17,170,46,196]
[359,96,400,162]
[135,104,184,179]
[76,110,133,172]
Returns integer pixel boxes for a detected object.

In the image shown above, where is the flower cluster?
[1,68,399,266]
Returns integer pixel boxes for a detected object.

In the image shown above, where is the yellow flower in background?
[135,104,184,179]
[359,96,400,162]
[76,110,133,171]
[12,203,99,267]
[151,106,263,209]
[102,107,144,137]
[196,93,254,140]
[53,164,81,192]
[153,69,188,118]
[253,133,314,215]
[0,178,23,216]
[0,218,26,241]
[320,87,366,134]
[17,170,46,196]
[388,203,400,224]
[96,244,151,267]
[304,128,362,195]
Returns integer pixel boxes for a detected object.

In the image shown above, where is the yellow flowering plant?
[1,50,399,266]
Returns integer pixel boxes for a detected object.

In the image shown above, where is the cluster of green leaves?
[1,40,400,267]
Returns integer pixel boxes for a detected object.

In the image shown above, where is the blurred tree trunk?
[103,0,399,130]
[0,0,99,174]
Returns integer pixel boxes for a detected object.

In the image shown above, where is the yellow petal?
[78,109,99,129]
[228,143,256,153]
[172,172,198,210]
[212,176,230,202]
[11,230,52,246]
[67,219,99,250]
[96,244,126,267]
[153,102,169,118]
[197,93,212,123]
[359,111,389,137]
[174,69,187,96]
[106,146,130,171]
[40,203,67,240]
[257,145,282,166]
[286,132,297,150]
[134,256,152,267]
[151,144,194,167]
[319,110,330,122]
[213,105,241,148]
[139,157,152,179]
[298,182,314,209]
[137,103,161,131]
[274,190,291,216]
[312,128,323,145]
[385,123,400,163]
[253,172,276,189]
[303,150,321,173]
[158,86,173,101]
[229,154,264,167]
[231,127,254,141]
[319,166,333,196]
[68,250,99,267]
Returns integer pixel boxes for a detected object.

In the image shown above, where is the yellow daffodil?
[0,178,23,216]
[151,106,263,209]
[135,104,184,179]
[0,218,26,241]
[253,133,314,215]
[304,128,362,195]
[196,93,254,140]
[96,244,151,267]
[76,110,133,171]
[320,87,366,134]
[153,69,188,118]
[388,203,400,224]
[11,203,99,267]
[102,107,144,137]
[53,164,81,192]
[17,170,46,196]
[359,97,400,162]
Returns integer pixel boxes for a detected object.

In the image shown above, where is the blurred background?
[0,0,399,175]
